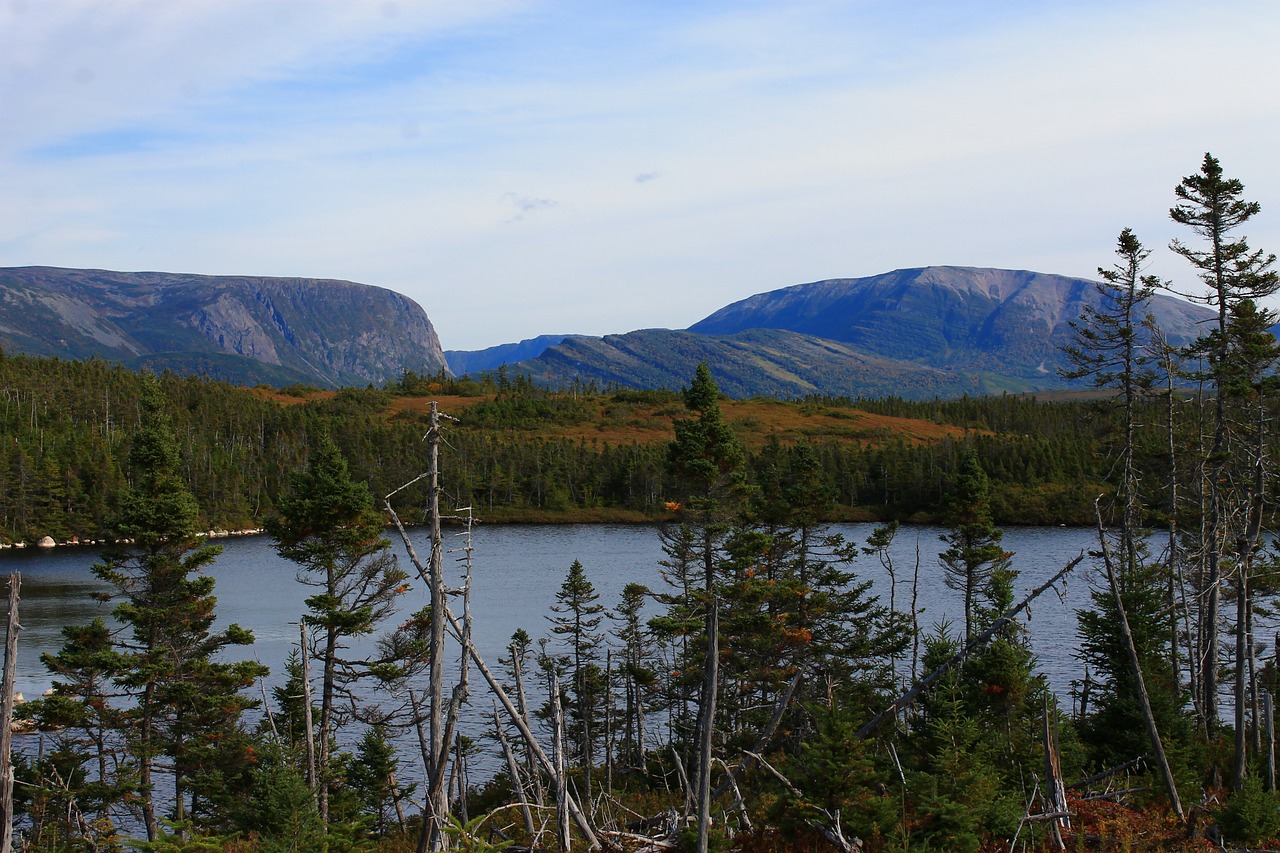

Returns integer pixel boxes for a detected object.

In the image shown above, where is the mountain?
[518,327,1006,399]
[690,266,1211,380]
[445,334,582,375]
[511,267,1216,399]
[0,266,448,388]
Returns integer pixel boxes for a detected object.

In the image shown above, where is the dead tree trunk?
[1041,694,1070,850]
[1095,506,1184,820]
[494,704,538,840]
[439,602,600,848]
[552,672,571,852]
[695,599,719,853]
[426,402,449,850]
[1264,690,1276,792]
[1234,554,1250,792]
[858,555,1084,739]
[1,574,20,853]
[299,623,319,809]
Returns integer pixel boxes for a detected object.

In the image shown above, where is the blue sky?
[4,1,1280,351]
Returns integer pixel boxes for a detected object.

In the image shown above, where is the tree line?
[1,346,1127,547]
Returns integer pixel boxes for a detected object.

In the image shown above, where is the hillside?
[0,266,449,387]
[513,327,1011,399]
[2,350,1108,545]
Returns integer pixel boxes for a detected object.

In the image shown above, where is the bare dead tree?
[694,599,718,853]
[1,573,19,853]
[858,555,1084,740]
[385,401,460,851]
[552,671,571,852]
[494,703,538,840]
[1041,694,1070,851]
[299,622,318,806]
[1095,502,1184,820]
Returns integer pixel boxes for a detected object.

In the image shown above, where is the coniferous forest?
[4,153,1280,850]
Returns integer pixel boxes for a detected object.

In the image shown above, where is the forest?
[1,347,1109,547]
[2,152,1280,851]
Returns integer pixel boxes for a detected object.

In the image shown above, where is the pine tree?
[93,374,266,839]
[938,452,1011,642]
[266,430,408,822]
[547,559,607,799]
[1170,153,1279,731]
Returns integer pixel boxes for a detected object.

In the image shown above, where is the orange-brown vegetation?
[379,393,971,450]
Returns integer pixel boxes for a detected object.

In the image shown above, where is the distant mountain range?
[1,264,1217,399]
[500,267,1215,398]
[444,334,578,376]
[0,266,448,387]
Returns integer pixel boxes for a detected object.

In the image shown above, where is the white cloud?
[3,0,1280,349]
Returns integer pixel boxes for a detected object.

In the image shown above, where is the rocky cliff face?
[0,267,448,387]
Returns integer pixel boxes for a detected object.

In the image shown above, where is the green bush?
[1216,775,1280,846]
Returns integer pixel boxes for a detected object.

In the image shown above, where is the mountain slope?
[513,267,1216,399]
[513,327,1028,400]
[689,266,1212,380]
[0,266,448,387]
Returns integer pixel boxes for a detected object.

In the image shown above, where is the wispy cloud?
[503,193,559,223]
[3,1,1279,350]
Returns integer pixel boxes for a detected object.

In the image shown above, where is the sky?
[3,1,1280,352]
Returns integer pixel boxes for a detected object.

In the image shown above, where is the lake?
[0,522,1103,708]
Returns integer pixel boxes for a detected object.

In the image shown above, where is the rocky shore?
[0,529,264,551]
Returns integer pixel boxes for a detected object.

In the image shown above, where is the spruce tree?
[1170,153,1279,731]
[93,374,265,839]
[266,430,408,822]
[611,582,656,772]
[938,452,1010,642]
[662,362,745,853]
[547,559,606,800]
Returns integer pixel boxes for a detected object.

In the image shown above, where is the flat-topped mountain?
[0,266,448,387]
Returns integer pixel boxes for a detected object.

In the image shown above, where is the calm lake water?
[0,522,1102,706]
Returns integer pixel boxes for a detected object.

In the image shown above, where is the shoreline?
[0,505,1102,555]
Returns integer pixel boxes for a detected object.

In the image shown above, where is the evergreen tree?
[346,724,413,838]
[662,362,746,853]
[611,582,657,772]
[1064,227,1194,809]
[1062,227,1159,544]
[1170,153,1279,731]
[938,452,1011,642]
[547,559,607,799]
[266,430,409,822]
[20,618,133,848]
[93,374,266,839]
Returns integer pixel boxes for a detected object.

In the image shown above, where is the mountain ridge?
[2,264,1221,399]
[500,266,1215,398]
